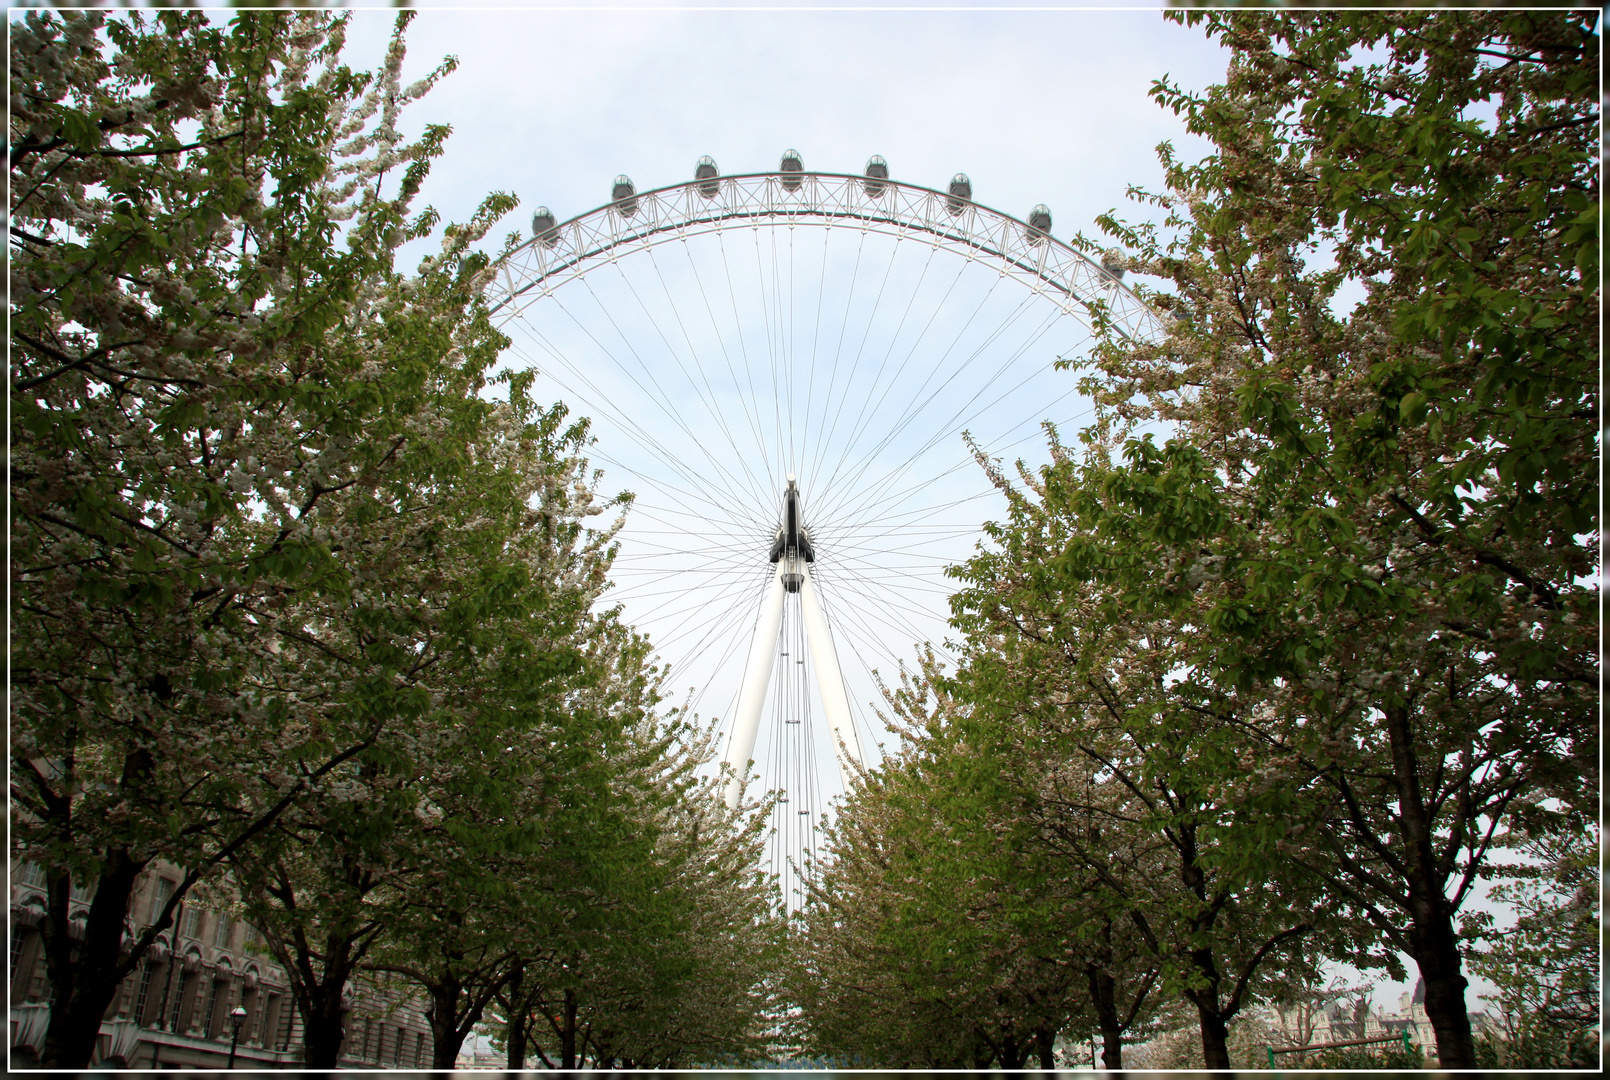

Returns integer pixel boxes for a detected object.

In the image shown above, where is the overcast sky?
[343,7,1228,263]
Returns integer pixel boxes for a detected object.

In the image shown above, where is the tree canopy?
[788,8,1597,1070]
[10,7,1596,1071]
[9,9,782,1067]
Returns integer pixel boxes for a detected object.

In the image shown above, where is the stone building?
[10,859,432,1068]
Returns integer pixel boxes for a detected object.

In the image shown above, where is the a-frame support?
[722,477,863,808]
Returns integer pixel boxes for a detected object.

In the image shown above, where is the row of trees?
[788,9,1597,1071]
[10,10,779,1068]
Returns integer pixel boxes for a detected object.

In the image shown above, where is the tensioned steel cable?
[499,213,1105,886]
[507,318,769,534]
[811,294,1070,528]
[638,243,774,511]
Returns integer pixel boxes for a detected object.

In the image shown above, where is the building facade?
[9,860,432,1068]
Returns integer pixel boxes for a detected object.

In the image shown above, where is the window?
[395,1027,406,1065]
[17,862,46,887]
[415,1032,426,1068]
[202,977,224,1039]
[240,987,259,1043]
[169,969,194,1032]
[147,878,176,926]
[212,915,232,949]
[132,960,158,1027]
[261,995,283,1052]
[181,907,203,939]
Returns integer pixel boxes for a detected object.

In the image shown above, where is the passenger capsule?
[695,155,720,199]
[946,173,972,215]
[612,174,638,217]
[1026,203,1052,241]
[1100,250,1126,284]
[531,206,560,249]
[779,148,804,192]
[863,154,889,197]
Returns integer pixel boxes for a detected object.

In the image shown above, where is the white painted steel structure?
[491,171,1161,345]
[485,158,1163,908]
[721,478,862,810]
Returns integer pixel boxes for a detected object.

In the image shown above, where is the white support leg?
[798,561,863,791]
[722,563,788,808]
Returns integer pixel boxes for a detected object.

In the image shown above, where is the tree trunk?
[429,975,468,1069]
[1101,1026,1124,1070]
[288,929,358,1069]
[1409,920,1475,1068]
[1384,704,1475,1069]
[299,978,350,1068]
[501,961,528,1069]
[995,1023,1038,1069]
[506,1011,529,1069]
[1035,1025,1056,1069]
[561,988,579,1069]
[1179,939,1234,1070]
[1087,964,1125,1069]
[40,850,145,1068]
[1196,1005,1231,1070]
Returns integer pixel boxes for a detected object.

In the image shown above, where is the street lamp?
[226,1005,248,1068]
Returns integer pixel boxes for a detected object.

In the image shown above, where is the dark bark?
[496,959,547,1069]
[1087,965,1125,1069]
[506,1013,528,1068]
[1100,1025,1125,1070]
[39,849,144,1068]
[1383,704,1476,1069]
[560,987,579,1069]
[30,724,382,1067]
[1034,1025,1056,1069]
[422,966,507,1069]
[377,949,513,1069]
[1182,944,1233,1069]
[255,858,377,1069]
[1197,1006,1231,1070]
[428,973,467,1070]
[1197,1004,1230,1075]
[297,959,352,1069]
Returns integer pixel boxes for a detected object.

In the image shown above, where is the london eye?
[485,153,1162,909]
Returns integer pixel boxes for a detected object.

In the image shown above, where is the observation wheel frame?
[488,171,1163,345]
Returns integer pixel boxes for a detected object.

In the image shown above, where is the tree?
[358,613,642,1070]
[791,659,1137,1070]
[945,449,1334,1069]
[1054,9,1596,1068]
[227,391,623,1067]
[8,9,532,1064]
[471,702,779,1070]
[1466,822,1599,1068]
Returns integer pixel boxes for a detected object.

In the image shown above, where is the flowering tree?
[790,655,1157,1069]
[224,389,628,1067]
[8,9,551,1065]
[368,624,772,1075]
[512,711,781,1070]
[944,451,1333,1069]
[1052,9,1597,1068]
[1466,823,1599,1067]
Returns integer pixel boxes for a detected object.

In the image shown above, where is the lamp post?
[227,1005,248,1068]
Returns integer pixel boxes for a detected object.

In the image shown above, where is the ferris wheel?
[485,152,1161,908]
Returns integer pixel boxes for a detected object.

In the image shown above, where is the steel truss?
[487,171,1163,345]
